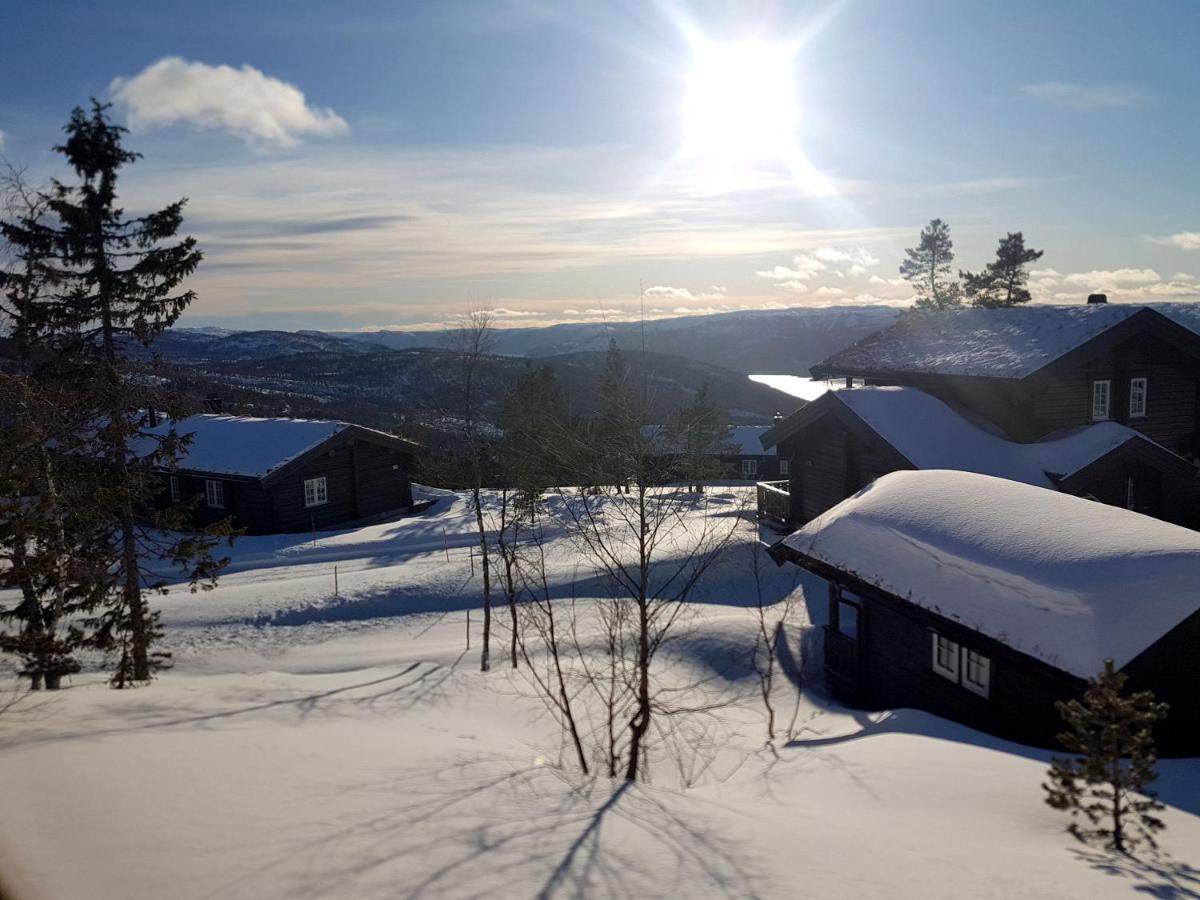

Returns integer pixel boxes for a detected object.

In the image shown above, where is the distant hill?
[158,346,795,430]
[322,306,900,374]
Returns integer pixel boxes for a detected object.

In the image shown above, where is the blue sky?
[2,0,1198,330]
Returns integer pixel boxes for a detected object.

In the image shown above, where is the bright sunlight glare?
[682,39,800,164]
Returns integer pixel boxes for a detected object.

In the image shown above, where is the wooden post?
[311,514,316,548]
[334,565,339,598]
[443,527,450,562]
[469,546,475,577]
[466,609,471,650]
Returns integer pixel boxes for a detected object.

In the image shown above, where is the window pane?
[837,600,858,640]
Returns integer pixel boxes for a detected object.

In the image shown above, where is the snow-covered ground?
[1,487,1198,899]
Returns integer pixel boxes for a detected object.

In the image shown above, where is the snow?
[748,374,834,402]
[781,469,1200,677]
[1,486,1198,899]
[835,386,1155,487]
[815,304,1147,379]
[729,425,776,456]
[141,414,348,478]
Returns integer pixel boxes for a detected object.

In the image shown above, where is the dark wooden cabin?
[758,384,1199,529]
[757,303,1200,530]
[809,303,1200,455]
[150,415,419,534]
[769,470,1200,756]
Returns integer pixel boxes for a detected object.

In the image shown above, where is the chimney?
[143,407,160,427]
[773,411,784,423]
[1087,293,1108,305]
[204,392,223,413]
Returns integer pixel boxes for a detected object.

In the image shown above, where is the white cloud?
[1062,268,1161,288]
[1172,272,1196,282]
[644,284,726,302]
[1152,231,1200,251]
[110,57,348,148]
[0,129,5,152]
[1022,82,1148,109]
[815,286,845,298]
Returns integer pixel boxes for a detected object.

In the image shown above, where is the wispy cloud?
[1031,268,1200,302]
[1150,231,1200,251]
[1022,81,1148,110]
[110,57,348,148]
[1062,268,1161,288]
[0,128,5,152]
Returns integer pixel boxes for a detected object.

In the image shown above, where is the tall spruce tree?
[3,101,230,687]
[961,232,1044,308]
[593,338,640,493]
[899,218,961,310]
[1043,659,1169,853]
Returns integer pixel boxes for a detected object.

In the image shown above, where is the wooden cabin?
[150,415,419,534]
[758,385,1199,528]
[757,303,1200,530]
[769,470,1200,756]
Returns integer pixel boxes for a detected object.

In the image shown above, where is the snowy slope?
[781,470,1200,676]
[0,487,1197,899]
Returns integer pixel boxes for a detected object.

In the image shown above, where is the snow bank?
[836,386,1151,487]
[781,470,1200,677]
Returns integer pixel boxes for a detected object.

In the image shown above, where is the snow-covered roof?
[729,426,776,456]
[813,304,1152,380]
[145,415,349,478]
[835,386,1151,487]
[779,470,1200,677]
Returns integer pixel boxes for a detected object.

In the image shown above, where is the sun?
[681,39,800,165]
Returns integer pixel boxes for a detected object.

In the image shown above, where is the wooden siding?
[1122,609,1200,756]
[778,417,911,524]
[163,473,272,534]
[1023,333,1198,452]
[269,444,360,533]
[352,439,415,518]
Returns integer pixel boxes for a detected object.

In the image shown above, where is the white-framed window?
[304,476,328,508]
[931,632,960,681]
[169,475,181,503]
[778,458,789,476]
[962,649,991,698]
[205,479,225,509]
[1129,377,1147,418]
[741,459,758,477]
[1091,379,1111,421]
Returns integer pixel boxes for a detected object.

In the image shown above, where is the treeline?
[0,103,232,689]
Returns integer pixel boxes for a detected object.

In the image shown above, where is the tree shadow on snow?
[1069,846,1200,899]
[220,758,765,900]
[0,658,467,751]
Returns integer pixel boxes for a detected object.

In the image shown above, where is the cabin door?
[825,587,865,702]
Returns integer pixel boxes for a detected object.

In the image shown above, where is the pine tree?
[961,232,1044,308]
[899,218,961,310]
[1043,659,1169,853]
[2,101,231,687]
[502,363,566,517]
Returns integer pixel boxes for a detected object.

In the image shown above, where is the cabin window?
[1090,379,1111,421]
[778,459,789,476]
[205,479,225,509]
[931,633,960,681]
[741,459,758,477]
[304,476,329,508]
[169,475,181,503]
[837,599,859,640]
[963,650,991,698]
[1128,377,1147,418]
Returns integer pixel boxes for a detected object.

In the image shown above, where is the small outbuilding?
[149,414,420,534]
[768,469,1200,755]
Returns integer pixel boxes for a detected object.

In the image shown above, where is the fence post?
[334,565,339,598]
